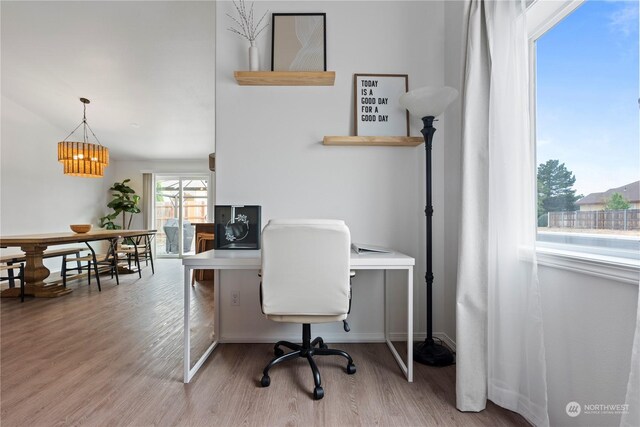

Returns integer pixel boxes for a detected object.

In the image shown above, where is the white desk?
[182,249,415,383]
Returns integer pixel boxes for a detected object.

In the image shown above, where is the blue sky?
[536,0,639,197]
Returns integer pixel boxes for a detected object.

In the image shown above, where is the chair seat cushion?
[265,313,347,323]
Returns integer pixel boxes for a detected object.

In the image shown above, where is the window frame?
[527,0,640,284]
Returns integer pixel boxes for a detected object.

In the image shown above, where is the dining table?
[0,229,156,298]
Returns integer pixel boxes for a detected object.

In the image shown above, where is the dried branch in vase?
[226,0,269,43]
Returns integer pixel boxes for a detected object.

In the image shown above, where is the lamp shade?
[58,97,109,178]
[399,86,458,118]
[58,141,109,178]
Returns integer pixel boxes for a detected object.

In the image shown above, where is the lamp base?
[414,339,455,366]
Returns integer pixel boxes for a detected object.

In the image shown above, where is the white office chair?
[259,219,356,400]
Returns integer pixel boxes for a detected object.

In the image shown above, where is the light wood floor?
[1,260,529,427]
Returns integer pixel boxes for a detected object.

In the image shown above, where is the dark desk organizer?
[214,205,261,250]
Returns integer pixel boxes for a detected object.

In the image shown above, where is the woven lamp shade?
[58,141,109,178]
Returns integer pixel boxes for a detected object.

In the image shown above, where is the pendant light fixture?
[58,97,109,178]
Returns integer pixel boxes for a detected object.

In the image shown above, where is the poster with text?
[354,74,409,137]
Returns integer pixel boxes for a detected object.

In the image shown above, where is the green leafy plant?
[605,192,631,211]
[99,179,141,230]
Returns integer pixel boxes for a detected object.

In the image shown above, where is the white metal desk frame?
[183,249,414,383]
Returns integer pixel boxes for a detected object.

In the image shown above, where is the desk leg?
[384,267,414,382]
[407,267,413,382]
[184,266,191,383]
[214,269,220,343]
[384,271,388,339]
[184,266,219,384]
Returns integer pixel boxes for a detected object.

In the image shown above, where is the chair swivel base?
[260,324,356,400]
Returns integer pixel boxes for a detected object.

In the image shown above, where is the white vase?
[249,43,259,71]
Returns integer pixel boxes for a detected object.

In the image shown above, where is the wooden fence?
[154,200,207,230]
[548,209,640,230]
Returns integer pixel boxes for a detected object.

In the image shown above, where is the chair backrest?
[261,219,351,316]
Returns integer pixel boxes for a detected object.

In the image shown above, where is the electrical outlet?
[231,291,240,306]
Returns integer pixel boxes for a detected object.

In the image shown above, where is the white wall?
[215,0,446,342]
[0,95,113,269]
[539,266,637,427]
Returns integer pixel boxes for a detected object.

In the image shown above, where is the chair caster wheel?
[261,375,270,387]
[313,386,324,400]
[346,363,356,375]
[274,347,284,357]
[319,343,328,349]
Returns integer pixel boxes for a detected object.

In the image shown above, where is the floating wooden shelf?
[323,136,424,147]
[234,71,336,86]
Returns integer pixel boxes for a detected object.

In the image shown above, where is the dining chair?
[139,234,155,273]
[121,234,154,273]
[61,246,101,291]
[93,239,120,286]
[116,238,143,278]
[0,263,25,302]
[61,240,120,290]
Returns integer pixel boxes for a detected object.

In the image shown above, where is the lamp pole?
[414,116,455,366]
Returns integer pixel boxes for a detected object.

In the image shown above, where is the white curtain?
[621,289,640,427]
[456,1,549,426]
[142,173,153,230]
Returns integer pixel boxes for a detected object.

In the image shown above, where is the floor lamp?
[399,86,458,366]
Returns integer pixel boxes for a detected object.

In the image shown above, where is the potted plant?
[99,179,141,230]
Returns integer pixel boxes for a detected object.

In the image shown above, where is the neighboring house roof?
[576,180,640,205]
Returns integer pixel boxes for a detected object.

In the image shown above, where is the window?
[154,175,210,258]
[531,0,639,265]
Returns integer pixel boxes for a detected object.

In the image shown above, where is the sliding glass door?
[154,175,210,258]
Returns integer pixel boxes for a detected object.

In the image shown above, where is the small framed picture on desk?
[214,205,262,250]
